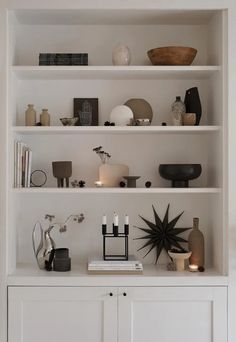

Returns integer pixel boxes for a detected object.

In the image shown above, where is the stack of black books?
[39,53,88,65]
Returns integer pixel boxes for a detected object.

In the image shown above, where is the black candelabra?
[102,220,129,261]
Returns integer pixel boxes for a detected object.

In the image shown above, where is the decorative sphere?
[119,181,126,188]
[145,181,152,188]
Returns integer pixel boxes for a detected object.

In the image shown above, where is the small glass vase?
[171,96,186,126]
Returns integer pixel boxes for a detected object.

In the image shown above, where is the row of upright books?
[14,141,32,188]
[88,256,143,274]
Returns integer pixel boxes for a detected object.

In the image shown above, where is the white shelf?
[13,9,216,26]
[7,263,228,287]
[12,66,221,80]
[12,187,221,194]
[12,126,221,135]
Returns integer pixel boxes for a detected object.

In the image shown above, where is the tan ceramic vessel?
[188,217,205,267]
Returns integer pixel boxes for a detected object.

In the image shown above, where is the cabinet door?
[8,286,117,342]
[118,286,227,342]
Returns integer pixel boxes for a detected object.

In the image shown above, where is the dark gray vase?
[184,87,202,125]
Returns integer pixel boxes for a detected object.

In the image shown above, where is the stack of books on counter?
[88,256,143,274]
[14,140,32,188]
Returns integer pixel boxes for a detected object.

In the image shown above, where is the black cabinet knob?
[123,292,127,296]
[109,292,113,296]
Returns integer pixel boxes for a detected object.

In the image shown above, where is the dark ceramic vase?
[52,161,72,188]
[184,87,202,125]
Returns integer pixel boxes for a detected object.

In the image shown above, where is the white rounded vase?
[112,43,131,66]
[99,163,129,187]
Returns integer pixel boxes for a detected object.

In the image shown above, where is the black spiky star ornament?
[134,204,191,263]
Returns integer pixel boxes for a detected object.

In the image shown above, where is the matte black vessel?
[159,164,202,187]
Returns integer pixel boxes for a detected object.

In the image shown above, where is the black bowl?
[159,164,202,188]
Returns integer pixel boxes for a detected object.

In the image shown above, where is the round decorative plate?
[110,105,133,126]
[124,98,153,122]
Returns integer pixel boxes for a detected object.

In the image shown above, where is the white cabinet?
[8,287,117,342]
[118,287,227,342]
[9,286,227,342]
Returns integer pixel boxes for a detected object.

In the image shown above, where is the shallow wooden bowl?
[147,46,197,66]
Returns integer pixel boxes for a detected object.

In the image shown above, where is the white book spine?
[22,144,26,187]
[27,150,32,188]
[16,141,21,188]
[24,150,29,188]
[14,140,17,187]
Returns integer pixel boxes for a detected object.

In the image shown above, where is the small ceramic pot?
[168,250,192,271]
[182,113,196,126]
[52,161,72,188]
[53,248,71,272]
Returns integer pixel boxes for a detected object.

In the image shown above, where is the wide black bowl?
[159,164,202,188]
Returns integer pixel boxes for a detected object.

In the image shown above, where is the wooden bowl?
[147,46,197,66]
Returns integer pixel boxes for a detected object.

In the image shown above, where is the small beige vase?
[188,217,205,267]
[40,108,50,126]
[25,104,36,126]
[99,163,129,187]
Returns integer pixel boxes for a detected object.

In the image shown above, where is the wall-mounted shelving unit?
[7,6,228,277]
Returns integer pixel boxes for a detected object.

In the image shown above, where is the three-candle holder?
[102,223,129,261]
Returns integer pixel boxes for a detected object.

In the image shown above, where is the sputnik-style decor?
[134,204,191,263]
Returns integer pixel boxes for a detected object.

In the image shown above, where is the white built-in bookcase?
[6,9,228,285]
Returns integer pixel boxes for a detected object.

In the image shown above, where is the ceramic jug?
[25,104,36,126]
[40,108,50,126]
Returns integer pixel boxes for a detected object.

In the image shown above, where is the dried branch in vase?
[93,146,111,164]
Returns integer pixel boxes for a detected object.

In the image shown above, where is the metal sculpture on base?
[102,214,129,261]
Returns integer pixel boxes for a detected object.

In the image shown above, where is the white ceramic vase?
[112,43,131,66]
[99,163,129,187]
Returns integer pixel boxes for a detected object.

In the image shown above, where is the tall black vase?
[184,87,202,125]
